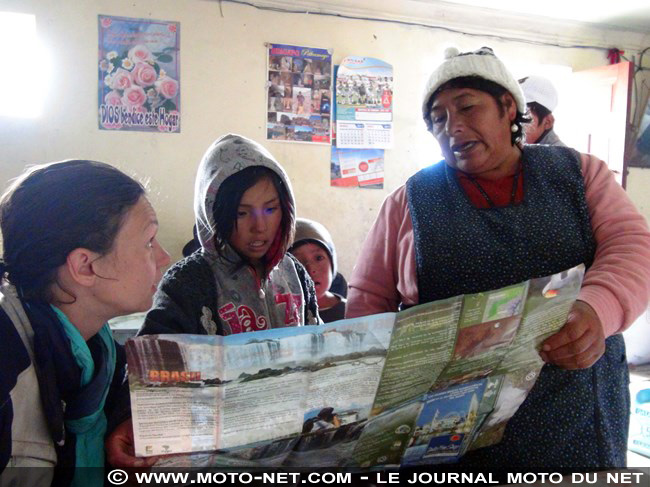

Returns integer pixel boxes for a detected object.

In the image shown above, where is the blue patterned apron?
[405,145,628,469]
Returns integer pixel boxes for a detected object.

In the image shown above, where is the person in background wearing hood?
[518,75,566,146]
[289,218,346,322]
[0,160,170,487]
[105,134,319,468]
[346,47,650,470]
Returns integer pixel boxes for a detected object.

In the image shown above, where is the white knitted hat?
[519,75,558,112]
[422,46,526,130]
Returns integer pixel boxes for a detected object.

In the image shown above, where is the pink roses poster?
[98,15,180,133]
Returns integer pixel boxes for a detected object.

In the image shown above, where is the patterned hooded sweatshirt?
[141,134,319,337]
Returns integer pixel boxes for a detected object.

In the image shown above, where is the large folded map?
[125,265,584,468]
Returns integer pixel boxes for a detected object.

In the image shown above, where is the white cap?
[519,75,558,112]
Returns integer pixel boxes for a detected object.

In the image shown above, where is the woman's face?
[228,177,283,266]
[291,242,333,300]
[91,196,171,317]
[430,87,517,177]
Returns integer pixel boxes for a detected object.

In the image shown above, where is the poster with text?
[330,146,384,189]
[336,56,393,148]
[330,106,384,189]
[98,15,180,133]
[267,43,332,144]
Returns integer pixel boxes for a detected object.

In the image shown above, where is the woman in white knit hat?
[347,46,650,470]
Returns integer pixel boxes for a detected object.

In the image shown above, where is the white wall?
[1,0,649,279]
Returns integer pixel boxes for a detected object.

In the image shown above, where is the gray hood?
[193,134,295,256]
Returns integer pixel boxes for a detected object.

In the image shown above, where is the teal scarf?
[52,307,116,487]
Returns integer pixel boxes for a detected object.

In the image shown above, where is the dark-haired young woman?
[0,160,170,486]
[106,134,319,468]
[144,133,319,336]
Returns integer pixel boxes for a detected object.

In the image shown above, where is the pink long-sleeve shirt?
[347,154,650,338]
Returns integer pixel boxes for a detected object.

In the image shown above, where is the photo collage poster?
[98,15,180,133]
[266,43,332,144]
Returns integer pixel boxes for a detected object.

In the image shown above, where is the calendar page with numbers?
[336,56,393,149]
[337,122,391,149]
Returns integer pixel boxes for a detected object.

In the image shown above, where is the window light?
[0,12,49,118]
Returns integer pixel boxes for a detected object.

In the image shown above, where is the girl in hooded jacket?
[141,133,319,336]
[106,134,319,468]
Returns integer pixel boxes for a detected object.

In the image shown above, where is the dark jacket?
[0,284,127,486]
[141,251,319,336]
